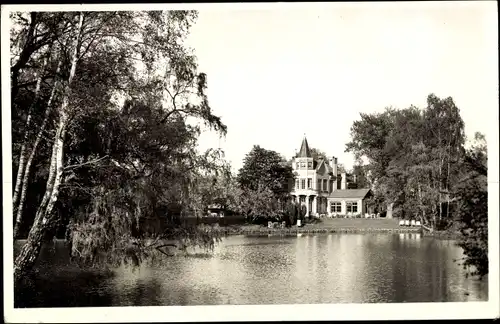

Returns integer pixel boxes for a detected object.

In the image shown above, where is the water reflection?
[14,234,488,307]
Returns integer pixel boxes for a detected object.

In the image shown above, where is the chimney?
[341,172,347,190]
[329,156,338,176]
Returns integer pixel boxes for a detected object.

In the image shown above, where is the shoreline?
[214,223,460,239]
[13,221,459,242]
[216,225,423,236]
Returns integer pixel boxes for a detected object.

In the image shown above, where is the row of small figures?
[268,221,287,229]
[399,219,421,227]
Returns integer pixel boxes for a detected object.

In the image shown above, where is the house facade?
[290,136,373,217]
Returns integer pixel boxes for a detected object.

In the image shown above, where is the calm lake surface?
[14,233,488,307]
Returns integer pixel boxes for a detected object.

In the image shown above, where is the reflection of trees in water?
[15,269,114,307]
[15,241,115,307]
[129,277,162,306]
[15,235,489,307]
[389,235,483,302]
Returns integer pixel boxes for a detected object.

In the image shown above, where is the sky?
[184,2,498,173]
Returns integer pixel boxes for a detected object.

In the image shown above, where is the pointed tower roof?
[297,136,312,158]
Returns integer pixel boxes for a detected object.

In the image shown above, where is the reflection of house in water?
[290,136,375,217]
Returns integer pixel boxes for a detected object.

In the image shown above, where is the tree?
[337,163,347,174]
[237,145,294,197]
[14,13,86,283]
[423,94,465,224]
[309,147,328,161]
[12,10,228,284]
[454,132,488,278]
[229,186,283,224]
[234,146,295,224]
[352,164,370,189]
[345,94,466,227]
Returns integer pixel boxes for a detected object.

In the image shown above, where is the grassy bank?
[213,218,423,236]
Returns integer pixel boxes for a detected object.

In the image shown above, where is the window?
[346,202,358,213]
[308,162,312,168]
[295,179,299,189]
[301,179,306,189]
[307,178,312,189]
[323,179,327,191]
[330,202,341,213]
[299,196,305,204]
[296,162,300,169]
[300,162,306,168]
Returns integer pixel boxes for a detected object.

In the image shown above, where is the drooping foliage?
[10,10,228,282]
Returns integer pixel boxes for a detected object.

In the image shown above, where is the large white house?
[290,136,373,217]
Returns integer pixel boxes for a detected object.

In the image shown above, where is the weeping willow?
[67,174,224,269]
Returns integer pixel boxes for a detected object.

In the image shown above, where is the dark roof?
[328,189,371,199]
[297,137,312,158]
[315,159,324,170]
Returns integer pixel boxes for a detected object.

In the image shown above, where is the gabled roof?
[316,159,330,175]
[316,159,334,175]
[297,136,312,158]
[329,189,372,199]
[315,159,325,171]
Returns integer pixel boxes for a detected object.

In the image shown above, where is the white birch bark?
[12,48,51,209]
[15,12,84,284]
[13,58,62,238]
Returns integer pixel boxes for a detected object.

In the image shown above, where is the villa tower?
[290,136,372,217]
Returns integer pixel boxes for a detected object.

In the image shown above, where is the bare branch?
[64,155,109,171]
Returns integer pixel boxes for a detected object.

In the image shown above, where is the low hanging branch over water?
[12,10,228,284]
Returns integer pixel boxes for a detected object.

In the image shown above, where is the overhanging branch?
[64,155,109,171]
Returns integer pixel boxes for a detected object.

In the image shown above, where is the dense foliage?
[346,94,465,227]
[10,12,488,283]
[345,94,488,278]
[11,11,228,282]
[235,145,296,224]
[454,133,488,278]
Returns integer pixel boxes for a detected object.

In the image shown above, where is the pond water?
[14,233,488,307]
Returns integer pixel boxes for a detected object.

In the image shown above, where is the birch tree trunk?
[446,128,453,221]
[438,128,443,222]
[14,13,84,284]
[13,58,62,239]
[12,49,51,210]
[439,155,443,221]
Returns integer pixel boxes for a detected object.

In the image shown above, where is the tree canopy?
[234,145,296,223]
[454,132,488,278]
[11,10,229,283]
[345,94,488,278]
[237,145,294,196]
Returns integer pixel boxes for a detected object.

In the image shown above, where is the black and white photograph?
[2,2,499,322]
